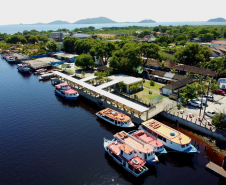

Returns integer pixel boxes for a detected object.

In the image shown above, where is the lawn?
[133,88,159,102]
[143,81,164,91]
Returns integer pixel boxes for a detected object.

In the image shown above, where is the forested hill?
[207,18,226,22]
[74,17,116,24]
[139,19,156,23]
[47,20,70,24]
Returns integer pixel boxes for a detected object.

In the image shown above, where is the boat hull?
[55,89,78,100]
[96,113,135,128]
[139,126,199,154]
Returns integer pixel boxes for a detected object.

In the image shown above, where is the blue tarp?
[31,54,50,58]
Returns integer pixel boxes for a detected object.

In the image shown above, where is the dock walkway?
[206,161,226,178]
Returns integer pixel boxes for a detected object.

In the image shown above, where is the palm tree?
[185,72,192,77]
[170,69,177,74]
[195,74,204,84]
[81,71,86,78]
[159,62,166,71]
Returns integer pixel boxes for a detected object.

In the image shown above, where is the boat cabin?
[114,131,155,161]
[55,83,71,90]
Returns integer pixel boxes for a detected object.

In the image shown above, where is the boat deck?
[142,119,191,145]
[206,161,226,178]
[132,130,163,147]
[115,131,153,153]
[99,108,131,122]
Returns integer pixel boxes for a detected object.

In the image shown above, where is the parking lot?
[183,94,226,120]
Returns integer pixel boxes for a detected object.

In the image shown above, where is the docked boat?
[34,68,47,75]
[104,138,148,177]
[129,130,167,154]
[114,131,159,165]
[39,73,55,81]
[5,56,15,62]
[139,119,199,154]
[17,64,30,73]
[55,82,79,100]
[96,108,135,128]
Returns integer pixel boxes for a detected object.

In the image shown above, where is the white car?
[188,100,202,107]
[205,110,216,117]
[201,95,214,101]
[193,98,207,104]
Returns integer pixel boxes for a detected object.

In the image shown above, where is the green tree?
[28,36,39,44]
[75,53,95,69]
[159,62,166,70]
[140,42,160,67]
[185,72,192,77]
[63,36,79,53]
[180,84,198,103]
[46,40,58,52]
[212,111,226,130]
[170,69,177,74]
[81,71,86,78]
[175,43,212,65]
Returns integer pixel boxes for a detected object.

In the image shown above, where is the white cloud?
[0,0,225,25]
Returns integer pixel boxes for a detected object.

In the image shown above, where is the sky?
[0,0,226,25]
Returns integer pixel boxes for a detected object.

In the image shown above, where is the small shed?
[97,65,112,72]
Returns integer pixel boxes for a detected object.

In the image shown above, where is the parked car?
[220,88,226,93]
[194,97,207,104]
[205,110,216,117]
[213,89,225,95]
[188,100,202,107]
[201,94,214,101]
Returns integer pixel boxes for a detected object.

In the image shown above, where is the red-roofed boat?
[104,138,148,177]
[55,83,79,100]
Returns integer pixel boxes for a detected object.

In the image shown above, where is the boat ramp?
[206,161,226,178]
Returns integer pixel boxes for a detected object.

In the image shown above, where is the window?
[158,135,163,140]
[181,145,185,148]
[162,138,166,142]
[148,153,150,156]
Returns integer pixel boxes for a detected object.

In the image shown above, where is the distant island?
[13,17,157,25]
[47,20,70,24]
[207,18,226,22]
[139,19,156,23]
[74,17,116,24]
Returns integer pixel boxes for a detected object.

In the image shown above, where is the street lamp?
[177,82,180,105]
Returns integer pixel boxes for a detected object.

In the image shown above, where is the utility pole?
[203,80,211,119]
[177,82,180,106]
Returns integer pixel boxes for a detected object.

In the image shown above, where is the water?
[1,22,226,34]
[0,57,225,185]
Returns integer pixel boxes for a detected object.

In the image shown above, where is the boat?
[129,130,167,154]
[2,54,8,59]
[104,138,148,177]
[39,73,55,81]
[139,119,199,154]
[114,131,159,165]
[54,82,79,100]
[5,56,15,62]
[17,64,30,73]
[34,68,47,75]
[96,108,135,128]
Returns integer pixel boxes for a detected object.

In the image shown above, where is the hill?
[139,19,156,23]
[74,17,116,24]
[207,18,226,22]
[47,20,70,24]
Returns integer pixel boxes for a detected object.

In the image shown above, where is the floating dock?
[206,161,226,178]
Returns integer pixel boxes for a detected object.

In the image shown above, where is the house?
[162,77,194,96]
[211,40,226,47]
[145,59,176,70]
[172,64,217,77]
[136,31,143,34]
[53,53,79,63]
[210,46,226,57]
[51,32,70,42]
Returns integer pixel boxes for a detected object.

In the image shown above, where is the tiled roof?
[172,64,217,77]
[163,77,194,90]
[211,40,226,44]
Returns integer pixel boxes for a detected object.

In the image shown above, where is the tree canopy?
[46,40,58,52]
[75,53,95,69]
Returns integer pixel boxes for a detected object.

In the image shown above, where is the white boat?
[5,56,15,62]
[55,83,79,100]
[39,73,55,81]
[104,138,148,177]
[139,119,199,154]
[96,108,135,128]
[114,131,159,165]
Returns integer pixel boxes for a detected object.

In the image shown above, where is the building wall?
[51,32,63,38]
[211,43,226,47]
[162,88,172,96]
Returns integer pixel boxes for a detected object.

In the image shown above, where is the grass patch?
[143,81,164,91]
[143,93,159,99]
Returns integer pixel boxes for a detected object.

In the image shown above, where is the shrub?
[150,80,155,86]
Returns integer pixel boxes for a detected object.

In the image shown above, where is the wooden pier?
[206,161,226,178]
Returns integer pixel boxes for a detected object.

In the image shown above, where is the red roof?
[211,40,226,44]
[63,89,77,94]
